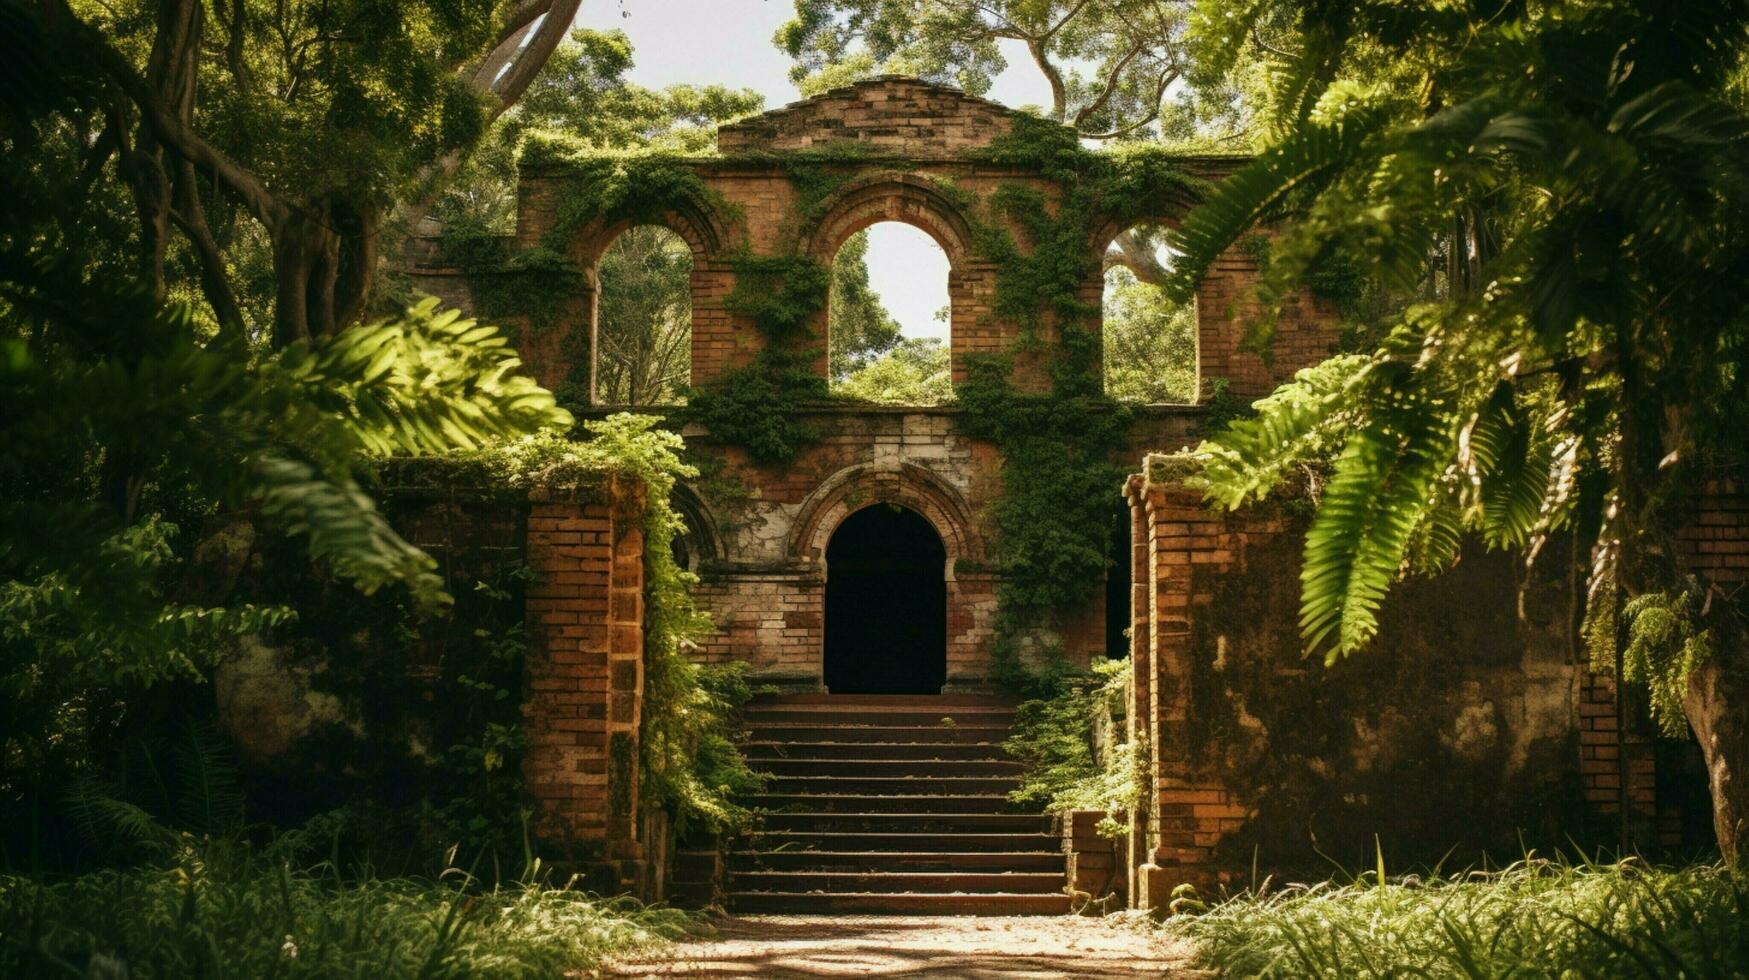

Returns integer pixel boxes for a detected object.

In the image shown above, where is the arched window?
[829,222,952,405]
[1103,223,1198,404]
[595,224,692,406]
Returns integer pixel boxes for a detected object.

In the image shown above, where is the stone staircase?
[726,693,1070,914]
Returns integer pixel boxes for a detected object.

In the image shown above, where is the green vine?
[402,416,762,837]
[951,114,1203,625]
[679,251,834,464]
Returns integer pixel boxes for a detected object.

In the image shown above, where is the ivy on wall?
[445,133,730,400]
[382,415,763,838]
[460,119,1208,631]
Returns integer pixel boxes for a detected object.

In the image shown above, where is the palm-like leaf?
[1169,105,1391,303]
[1200,354,1376,508]
[1299,389,1451,661]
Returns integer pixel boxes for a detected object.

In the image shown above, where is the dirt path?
[597,914,1204,978]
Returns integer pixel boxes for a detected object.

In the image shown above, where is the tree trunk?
[1685,632,1749,864]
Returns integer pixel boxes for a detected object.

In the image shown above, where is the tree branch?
[39,0,284,229]
[1071,38,1145,128]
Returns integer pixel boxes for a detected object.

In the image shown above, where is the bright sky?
[573,0,1059,343]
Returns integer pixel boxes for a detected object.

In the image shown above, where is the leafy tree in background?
[595,225,694,405]
[0,1,577,844]
[11,0,581,346]
[433,28,765,236]
[1172,0,1749,859]
[828,229,905,382]
[777,0,1276,282]
[837,336,953,404]
[780,0,1192,138]
[1102,266,1197,404]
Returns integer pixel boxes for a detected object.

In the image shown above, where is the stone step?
[729,870,1066,894]
[729,850,1066,872]
[727,891,1071,915]
[751,758,1024,778]
[745,710,1017,729]
[757,811,1050,834]
[754,693,1017,708]
[742,724,1009,744]
[744,740,1008,761]
[762,775,1020,795]
[747,793,1018,814]
[750,830,1059,853]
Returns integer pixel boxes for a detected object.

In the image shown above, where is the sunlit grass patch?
[1,841,695,978]
[1169,857,1749,978]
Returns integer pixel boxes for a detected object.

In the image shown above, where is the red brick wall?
[1682,478,1749,584]
[662,407,1199,688]
[400,79,1340,404]
[1578,671,1658,830]
[718,76,1019,156]
[521,476,653,890]
[1195,240,1344,399]
[1119,456,1651,906]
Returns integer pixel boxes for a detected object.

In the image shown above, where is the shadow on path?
[598,914,1204,978]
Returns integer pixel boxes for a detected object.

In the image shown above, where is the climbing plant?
[954,115,1205,619]
[386,416,761,837]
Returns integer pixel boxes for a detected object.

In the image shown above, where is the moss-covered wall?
[1123,470,1650,906]
[1187,518,1597,872]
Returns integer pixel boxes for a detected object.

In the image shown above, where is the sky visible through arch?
[573,0,1060,343]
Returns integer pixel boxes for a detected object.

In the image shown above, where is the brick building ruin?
[392,77,1728,911]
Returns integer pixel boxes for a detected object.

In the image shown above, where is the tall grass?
[0,839,692,978]
[1171,858,1749,978]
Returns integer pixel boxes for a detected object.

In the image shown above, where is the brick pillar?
[522,475,650,892]
[516,284,595,396]
[1123,475,1154,910]
[689,261,739,383]
[1129,457,1247,909]
[1578,671,1657,839]
[1194,238,1340,400]
[948,262,1002,384]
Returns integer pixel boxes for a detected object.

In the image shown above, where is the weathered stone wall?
[1120,460,1727,906]
[392,79,1346,693]
[1123,464,1590,906]
[554,406,1201,688]
[402,77,1341,402]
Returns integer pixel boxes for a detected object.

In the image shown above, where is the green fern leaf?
[1300,398,1451,661]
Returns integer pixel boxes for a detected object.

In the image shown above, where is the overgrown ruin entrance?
[823,504,947,694]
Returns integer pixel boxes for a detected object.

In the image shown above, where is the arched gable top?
[790,462,983,566]
[806,173,977,268]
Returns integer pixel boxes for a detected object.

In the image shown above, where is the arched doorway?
[824,504,947,694]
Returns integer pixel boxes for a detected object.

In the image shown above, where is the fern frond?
[249,454,447,608]
[65,775,176,855]
[176,718,245,837]
[1300,397,1451,661]
[1198,354,1376,509]
[1457,382,1551,549]
[1408,473,1466,576]
[1169,107,1390,303]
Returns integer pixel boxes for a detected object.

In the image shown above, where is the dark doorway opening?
[824,504,947,694]
[1105,506,1133,660]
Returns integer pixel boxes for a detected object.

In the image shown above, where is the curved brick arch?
[806,172,976,267]
[790,461,984,570]
[804,173,994,383]
[572,206,729,274]
[561,205,733,406]
[670,482,725,570]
